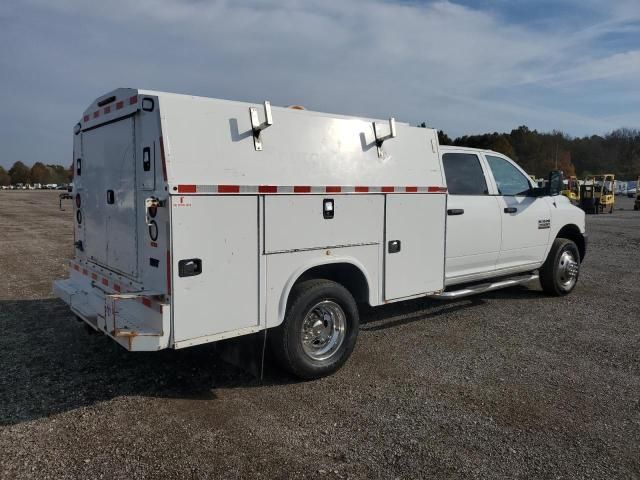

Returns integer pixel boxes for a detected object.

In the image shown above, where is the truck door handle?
[106,190,115,204]
[388,240,401,254]
[447,209,464,216]
[504,207,517,213]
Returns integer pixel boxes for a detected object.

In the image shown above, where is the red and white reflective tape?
[175,185,447,194]
[82,95,138,124]
[70,261,162,313]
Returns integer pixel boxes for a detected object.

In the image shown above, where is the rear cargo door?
[82,118,138,277]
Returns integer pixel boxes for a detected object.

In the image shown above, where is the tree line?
[0,161,72,186]
[423,125,640,180]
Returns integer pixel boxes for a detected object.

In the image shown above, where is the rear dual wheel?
[270,279,359,379]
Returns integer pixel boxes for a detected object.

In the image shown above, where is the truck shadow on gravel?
[1,287,543,426]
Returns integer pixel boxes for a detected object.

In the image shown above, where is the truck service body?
[54,88,586,378]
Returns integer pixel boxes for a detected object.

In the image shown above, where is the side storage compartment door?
[385,194,446,300]
[171,195,259,342]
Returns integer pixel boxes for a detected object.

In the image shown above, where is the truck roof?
[439,145,503,156]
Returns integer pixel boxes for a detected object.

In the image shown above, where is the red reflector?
[218,185,240,193]
[142,297,152,308]
[101,278,109,286]
[104,106,111,114]
[326,186,341,193]
[355,186,369,193]
[427,186,447,193]
[258,185,277,193]
[93,111,99,118]
[91,273,98,281]
[405,186,418,192]
[113,284,121,292]
[294,186,311,193]
[116,101,124,110]
[177,184,197,193]
[129,95,138,105]
[82,269,87,275]
[83,115,89,122]
[73,264,80,271]
[381,186,394,193]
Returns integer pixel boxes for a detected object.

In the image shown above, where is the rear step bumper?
[54,273,171,351]
[428,274,539,300]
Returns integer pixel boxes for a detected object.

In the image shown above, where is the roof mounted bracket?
[373,117,396,158]
[249,101,273,151]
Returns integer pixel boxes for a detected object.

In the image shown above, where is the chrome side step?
[428,274,539,300]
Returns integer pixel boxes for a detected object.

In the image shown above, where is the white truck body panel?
[264,195,383,253]
[158,92,443,188]
[54,89,586,355]
[55,88,448,351]
[384,194,446,300]
[171,195,260,343]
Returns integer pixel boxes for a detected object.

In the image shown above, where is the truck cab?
[440,146,586,290]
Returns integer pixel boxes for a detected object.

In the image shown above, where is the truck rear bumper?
[54,265,171,351]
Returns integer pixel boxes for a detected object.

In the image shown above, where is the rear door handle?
[504,207,517,213]
[106,190,115,205]
[447,209,464,216]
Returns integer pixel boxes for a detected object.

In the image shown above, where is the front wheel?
[270,279,359,379]
[539,238,581,296]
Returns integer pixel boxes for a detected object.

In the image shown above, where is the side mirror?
[547,170,563,196]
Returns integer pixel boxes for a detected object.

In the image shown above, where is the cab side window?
[442,153,488,195]
[485,155,531,196]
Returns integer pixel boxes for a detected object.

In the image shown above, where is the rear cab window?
[442,152,489,195]
[485,155,531,196]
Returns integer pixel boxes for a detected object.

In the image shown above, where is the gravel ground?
[1,190,639,479]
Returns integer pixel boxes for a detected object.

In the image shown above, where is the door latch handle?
[388,240,401,254]
[504,207,517,213]
[106,190,115,204]
[447,209,464,215]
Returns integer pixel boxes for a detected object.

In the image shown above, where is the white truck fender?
[276,256,375,326]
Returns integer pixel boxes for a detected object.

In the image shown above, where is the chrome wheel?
[300,300,346,361]
[557,250,579,290]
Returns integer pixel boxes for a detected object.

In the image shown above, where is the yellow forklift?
[634,176,640,211]
[580,174,615,214]
[561,175,580,203]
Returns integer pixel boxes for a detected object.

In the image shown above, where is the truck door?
[441,152,501,281]
[385,194,446,300]
[171,196,259,343]
[82,117,138,277]
[483,154,551,269]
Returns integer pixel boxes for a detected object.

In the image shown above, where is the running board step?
[428,274,539,300]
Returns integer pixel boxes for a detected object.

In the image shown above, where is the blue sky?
[1,0,639,168]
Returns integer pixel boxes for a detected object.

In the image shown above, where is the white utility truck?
[54,89,587,379]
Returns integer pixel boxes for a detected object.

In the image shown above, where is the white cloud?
[1,0,639,167]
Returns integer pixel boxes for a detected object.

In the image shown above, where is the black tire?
[269,279,359,379]
[539,238,581,296]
